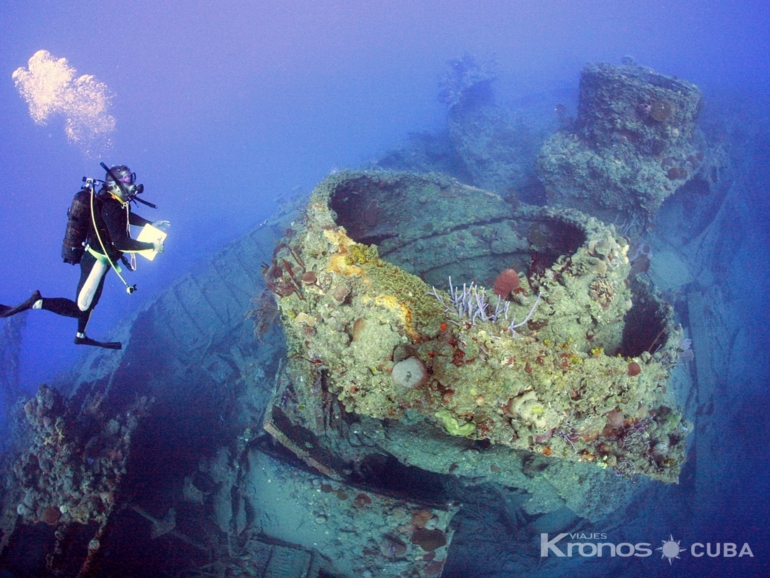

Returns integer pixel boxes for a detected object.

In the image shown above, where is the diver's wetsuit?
[40,189,154,333]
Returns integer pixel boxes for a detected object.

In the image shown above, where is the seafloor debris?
[264,170,689,484]
[243,449,457,577]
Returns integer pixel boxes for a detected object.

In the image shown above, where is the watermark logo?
[541,533,651,558]
[657,534,686,564]
[541,532,754,564]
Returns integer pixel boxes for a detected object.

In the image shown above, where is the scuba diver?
[1,164,169,350]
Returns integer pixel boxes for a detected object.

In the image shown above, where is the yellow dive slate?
[136,224,166,261]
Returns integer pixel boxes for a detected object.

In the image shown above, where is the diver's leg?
[76,253,109,314]
[39,298,81,318]
[75,309,121,349]
[3,293,95,319]
[0,254,98,319]
[77,309,91,335]
[0,290,42,318]
[74,334,121,349]
[73,253,121,350]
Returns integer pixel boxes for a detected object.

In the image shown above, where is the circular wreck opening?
[620,279,672,357]
[327,171,586,289]
[329,173,403,248]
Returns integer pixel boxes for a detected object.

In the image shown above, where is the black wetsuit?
[90,190,154,262]
[42,189,155,333]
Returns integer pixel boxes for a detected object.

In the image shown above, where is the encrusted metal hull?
[266,171,690,486]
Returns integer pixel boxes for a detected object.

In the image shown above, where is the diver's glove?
[152,239,165,254]
[152,220,171,231]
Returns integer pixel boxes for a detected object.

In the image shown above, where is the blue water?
[1,2,769,576]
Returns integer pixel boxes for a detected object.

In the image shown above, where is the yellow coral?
[294,313,316,326]
[324,228,365,276]
[373,294,418,341]
[329,252,363,277]
[323,228,354,248]
[348,244,372,264]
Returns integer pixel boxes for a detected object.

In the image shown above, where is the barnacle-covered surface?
[269,170,689,484]
[538,62,705,225]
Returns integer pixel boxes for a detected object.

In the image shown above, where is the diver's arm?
[102,202,154,253]
[129,211,152,227]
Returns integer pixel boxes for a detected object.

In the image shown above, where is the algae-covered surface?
[268,170,690,484]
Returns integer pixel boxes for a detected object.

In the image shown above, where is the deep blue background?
[2,1,767,387]
[1,2,769,575]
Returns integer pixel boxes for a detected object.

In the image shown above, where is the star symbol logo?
[657,534,686,564]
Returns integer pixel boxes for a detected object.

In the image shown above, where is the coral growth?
[391,357,428,389]
[248,288,279,340]
[493,268,520,297]
[427,278,541,335]
[12,384,152,527]
[650,100,675,122]
[266,171,688,483]
[538,62,704,224]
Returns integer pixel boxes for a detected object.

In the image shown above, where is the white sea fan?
[12,50,115,156]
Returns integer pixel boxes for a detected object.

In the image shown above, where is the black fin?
[75,335,122,350]
[0,290,41,318]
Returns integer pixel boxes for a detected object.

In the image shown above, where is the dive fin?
[0,290,41,318]
[75,335,122,350]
